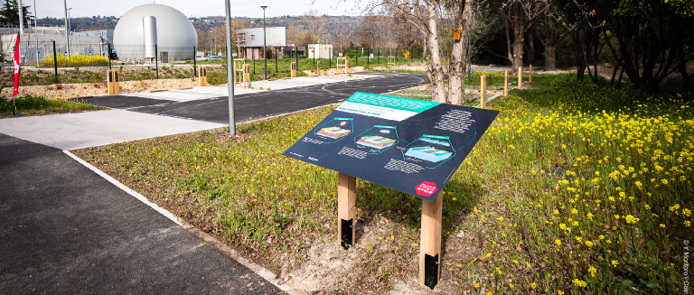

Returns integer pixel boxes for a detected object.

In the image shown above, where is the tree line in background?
[343,0,692,102]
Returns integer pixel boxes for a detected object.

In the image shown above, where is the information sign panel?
[283,92,499,201]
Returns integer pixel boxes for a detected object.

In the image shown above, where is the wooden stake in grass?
[338,173,356,250]
[317,61,320,76]
[199,66,208,87]
[290,62,296,78]
[481,75,487,109]
[107,69,120,95]
[518,66,523,89]
[419,192,442,289]
[504,70,509,96]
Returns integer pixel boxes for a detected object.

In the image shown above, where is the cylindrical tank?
[142,16,157,58]
[113,4,197,60]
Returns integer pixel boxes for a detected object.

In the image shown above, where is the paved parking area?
[0,134,284,294]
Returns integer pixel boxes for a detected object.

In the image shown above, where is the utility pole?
[18,0,24,34]
[63,0,70,57]
[225,0,236,135]
[34,0,39,66]
[261,5,267,80]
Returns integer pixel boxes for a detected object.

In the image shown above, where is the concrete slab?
[0,110,225,150]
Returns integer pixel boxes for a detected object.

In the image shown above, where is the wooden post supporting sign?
[518,66,522,89]
[337,173,356,250]
[234,59,245,87]
[244,64,250,86]
[290,62,296,78]
[336,57,347,76]
[419,192,443,289]
[480,75,487,109]
[199,66,208,86]
[107,69,120,95]
[388,56,395,69]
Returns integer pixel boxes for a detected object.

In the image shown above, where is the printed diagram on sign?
[354,125,399,154]
[314,117,354,143]
[402,135,456,169]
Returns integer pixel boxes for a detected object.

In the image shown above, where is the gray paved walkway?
[0,134,283,294]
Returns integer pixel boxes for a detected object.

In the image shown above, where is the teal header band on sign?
[374,125,397,129]
[346,92,439,113]
[423,134,450,140]
[334,117,354,121]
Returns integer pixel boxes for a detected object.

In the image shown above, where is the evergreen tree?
[0,0,33,27]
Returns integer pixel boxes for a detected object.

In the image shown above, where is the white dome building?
[113,4,197,60]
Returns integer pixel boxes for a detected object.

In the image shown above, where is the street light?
[261,5,267,80]
[63,0,70,57]
[67,8,73,56]
[224,0,236,135]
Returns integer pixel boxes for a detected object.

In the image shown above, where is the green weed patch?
[0,95,106,117]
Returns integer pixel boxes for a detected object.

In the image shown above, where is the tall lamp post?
[63,0,70,57]
[261,5,267,80]
[225,0,236,135]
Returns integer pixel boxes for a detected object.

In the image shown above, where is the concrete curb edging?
[63,150,182,226]
[63,150,308,295]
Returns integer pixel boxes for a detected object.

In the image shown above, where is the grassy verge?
[1,95,106,117]
[73,74,692,294]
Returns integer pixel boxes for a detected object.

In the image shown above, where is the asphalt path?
[0,134,283,294]
[84,73,428,124]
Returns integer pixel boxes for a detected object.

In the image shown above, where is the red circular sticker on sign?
[415,181,438,197]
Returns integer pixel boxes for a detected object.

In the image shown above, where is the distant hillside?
[34,15,362,35]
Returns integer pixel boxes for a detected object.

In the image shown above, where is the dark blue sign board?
[283,92,499,201]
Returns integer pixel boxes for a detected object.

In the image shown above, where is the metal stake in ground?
[107,43,111,70]
[155,44,159,79]
[52,40,58,77]
[225,0,236,135]
[261,6,267,80]
[193,46,197,77]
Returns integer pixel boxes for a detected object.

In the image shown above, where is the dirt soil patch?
[2,78,201,99]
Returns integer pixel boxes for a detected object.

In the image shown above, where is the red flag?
[13,33,20,96]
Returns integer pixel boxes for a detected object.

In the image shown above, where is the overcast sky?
[29,0,358,19]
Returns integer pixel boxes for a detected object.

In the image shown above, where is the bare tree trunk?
[425,1,446,103]
[447,0,473,106]
[526,23,535,66]
[503,4,524,74]
[511,5,524,71]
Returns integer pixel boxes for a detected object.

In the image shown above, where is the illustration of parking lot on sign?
[354,125,399,154]
[402,135,456,169]
[314,117,354,143]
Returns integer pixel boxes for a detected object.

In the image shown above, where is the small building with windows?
[236,27,286,59]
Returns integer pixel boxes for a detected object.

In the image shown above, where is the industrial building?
[0,24,112,64]
[113,4,198,61]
